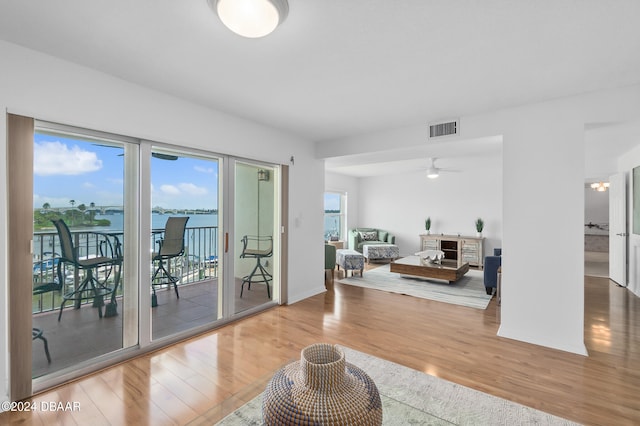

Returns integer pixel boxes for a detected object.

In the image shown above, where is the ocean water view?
[89,212,218,232]
[324,214,341,240]
[33,213,219,269]
[97,213,219,262]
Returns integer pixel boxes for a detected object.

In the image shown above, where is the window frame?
[324,191,347,241]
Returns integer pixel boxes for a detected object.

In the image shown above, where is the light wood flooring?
[2,264,640,426]
[585,251,609,278]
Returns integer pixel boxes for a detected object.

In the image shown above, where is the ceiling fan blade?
[152,152,179,161]
[115,152,179,160]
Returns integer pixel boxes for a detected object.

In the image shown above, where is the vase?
[262,343,383,425]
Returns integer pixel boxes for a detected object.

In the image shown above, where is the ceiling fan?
[425,157,457,179]
[95,143,179,161]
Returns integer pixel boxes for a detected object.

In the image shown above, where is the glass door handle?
[225,232,229,253]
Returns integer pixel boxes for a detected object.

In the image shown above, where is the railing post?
[73,233,80,295]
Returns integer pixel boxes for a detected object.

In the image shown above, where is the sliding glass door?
[32,125,139,379]
[10,115,283,396]
[232,160,280,314]
[150,148,221,340]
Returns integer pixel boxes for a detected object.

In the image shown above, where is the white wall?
[0,41,326,403]
[356,164,502,257]
[585,189,609,226]
[498,104,586,355]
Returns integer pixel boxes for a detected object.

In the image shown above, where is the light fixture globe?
[210,0,289,38]
[426,168,439,179]
[590,182,610,192]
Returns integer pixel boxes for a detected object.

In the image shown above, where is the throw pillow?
[360,231,378,241]
[378,231,388,242]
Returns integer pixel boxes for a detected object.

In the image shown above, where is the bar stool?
[32,328,51,363]
[240,235,273,298]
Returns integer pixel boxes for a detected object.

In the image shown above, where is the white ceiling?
[1,1,640,177]
[324,136,504,178]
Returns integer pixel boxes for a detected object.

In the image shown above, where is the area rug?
[214,347,579,425]
[339,264,493,309]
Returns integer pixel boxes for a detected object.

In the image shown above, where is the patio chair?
[32,328,51,363]
[240,235,273,298]
[32,279,61,363]
[151,216,189,307]
[52,219,121,321]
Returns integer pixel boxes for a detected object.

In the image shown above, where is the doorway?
[584,181,610,278]
[231,160,280,314]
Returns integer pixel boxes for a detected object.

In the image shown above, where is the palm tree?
[42,202,50,212]
[89,202,96,224]
[78,203,86,224]
[69,199,76,224]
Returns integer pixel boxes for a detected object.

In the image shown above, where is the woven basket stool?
[263,343,383,425]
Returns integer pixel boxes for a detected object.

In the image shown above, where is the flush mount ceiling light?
[209,0,289,38]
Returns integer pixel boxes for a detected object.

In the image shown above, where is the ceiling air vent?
[429,119,459,138]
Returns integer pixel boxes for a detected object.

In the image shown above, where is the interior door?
[609,172,627,285]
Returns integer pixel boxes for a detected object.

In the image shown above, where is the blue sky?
[324,192,341,211]
[33,132,219,210]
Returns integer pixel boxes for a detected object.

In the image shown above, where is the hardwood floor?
[2,267,639,425]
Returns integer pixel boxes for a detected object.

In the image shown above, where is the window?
[324,191,346,241]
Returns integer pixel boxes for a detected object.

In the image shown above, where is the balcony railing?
[32,226,219,314]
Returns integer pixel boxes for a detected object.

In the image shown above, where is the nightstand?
[327,240,345,250]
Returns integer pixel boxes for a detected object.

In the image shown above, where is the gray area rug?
[339,264,492,309]
[216,347,579,425]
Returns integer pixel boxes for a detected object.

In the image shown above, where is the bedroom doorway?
[584,180,610,278]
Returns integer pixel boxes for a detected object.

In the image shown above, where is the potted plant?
[425,217,431,234]
[475,218,484,237]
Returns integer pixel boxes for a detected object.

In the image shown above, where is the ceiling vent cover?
[429,119,459,138]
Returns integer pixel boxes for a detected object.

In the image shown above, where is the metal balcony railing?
[32,226,219,314]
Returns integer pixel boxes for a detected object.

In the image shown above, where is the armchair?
[324,244,336,289]
[484,248,502,295]
[348,228,396,253]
